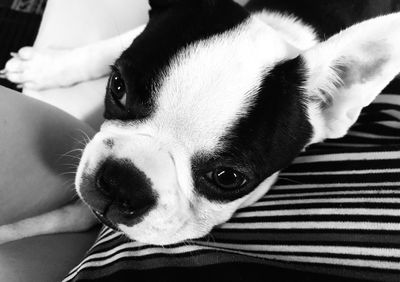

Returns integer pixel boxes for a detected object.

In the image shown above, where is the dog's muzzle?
[95,158,157,221]
[76,132,177,230]
[79,157,157,230]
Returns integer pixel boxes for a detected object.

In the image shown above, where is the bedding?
[63,80,400,282]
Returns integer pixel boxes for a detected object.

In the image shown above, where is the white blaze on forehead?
[149,17,296,154]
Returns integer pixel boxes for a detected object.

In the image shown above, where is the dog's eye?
[206,168,247,190]
[110,73,126,104]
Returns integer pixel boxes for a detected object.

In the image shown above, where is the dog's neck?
[253,11,318,52]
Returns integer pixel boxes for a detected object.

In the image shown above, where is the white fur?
[254,11,318,51]
[1,25,146,90]
[304,12,400,142]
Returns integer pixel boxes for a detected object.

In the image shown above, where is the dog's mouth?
[92,209,119,231]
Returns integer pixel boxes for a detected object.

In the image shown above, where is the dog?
[1,0,400,246]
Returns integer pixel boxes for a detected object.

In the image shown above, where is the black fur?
[104,0,249,120]
[79,158,158,226]
[193,57,313,202]
[246,0,400,39]
[97,158,158,225]
[149,0,182,9]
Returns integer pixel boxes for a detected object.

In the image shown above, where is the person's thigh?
[0,230,99,282]
[0,86,95,225]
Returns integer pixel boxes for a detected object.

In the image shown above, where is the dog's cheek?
[193,175,279,228]
[149,188,189,226]
[117,203,195,244]
[194,196,247,228]
[116,196,244,245]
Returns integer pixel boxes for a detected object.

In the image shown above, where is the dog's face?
[76,0,400,244]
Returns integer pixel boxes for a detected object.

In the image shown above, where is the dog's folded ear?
[149,0,182,9]
[149,0,219,10]
[302,13,400,142]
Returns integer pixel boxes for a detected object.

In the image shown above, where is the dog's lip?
[92,209,119,231]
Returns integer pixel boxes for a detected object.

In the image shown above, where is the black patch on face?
[80,158,158,227]
[104,0,250,121]
[192,56,313,202]
[96,158,157,213]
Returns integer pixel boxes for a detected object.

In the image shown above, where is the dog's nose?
[96,158,156,217]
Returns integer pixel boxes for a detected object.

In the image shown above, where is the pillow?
[63,84,400,282]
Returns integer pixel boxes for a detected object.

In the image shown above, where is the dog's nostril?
[120,201,136,215]
[95,161,119,197]
[96,175,112,196]
[95,158,157,220]
[121,201,130,209]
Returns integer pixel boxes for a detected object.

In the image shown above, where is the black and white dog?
[1,0,400,245]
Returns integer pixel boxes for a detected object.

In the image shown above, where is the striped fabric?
[63,83,400,282]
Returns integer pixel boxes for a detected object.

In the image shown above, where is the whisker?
[59,178,76,192]
[60,165,79,170]
[58,171,77,177]
[59,161,79,167]
[57,148,84,162]
[277,176,304,185]
[71,137,88,148]
[61,155,82,161]
[204,233,216,244]
[76,128,92,144]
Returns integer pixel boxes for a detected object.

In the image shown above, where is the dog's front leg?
[0,200,98,245]
[0,25,146,90]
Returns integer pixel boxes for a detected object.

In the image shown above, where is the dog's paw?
[0,47,86,90]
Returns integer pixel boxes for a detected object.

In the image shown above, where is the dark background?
[0,0,46,90]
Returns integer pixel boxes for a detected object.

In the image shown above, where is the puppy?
[1,0,400,245]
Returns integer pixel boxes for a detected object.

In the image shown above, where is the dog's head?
[76,0,400,244]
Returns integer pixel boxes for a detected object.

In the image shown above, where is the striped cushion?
[63,84,400,282]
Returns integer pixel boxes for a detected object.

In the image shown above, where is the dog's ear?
[302,13,400,142]
[149,0,218,10]
[149,0,181,9]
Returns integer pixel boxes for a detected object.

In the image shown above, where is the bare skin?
[0,86,96,226]
[0,85,101,280]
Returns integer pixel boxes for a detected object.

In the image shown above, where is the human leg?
[0,85,100,280]
[0,85,94,225]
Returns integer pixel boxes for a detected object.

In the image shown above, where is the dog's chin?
[88,203,210,245]
[118,220,211,246]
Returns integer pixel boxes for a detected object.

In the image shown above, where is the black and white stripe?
[64,90,400,282]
